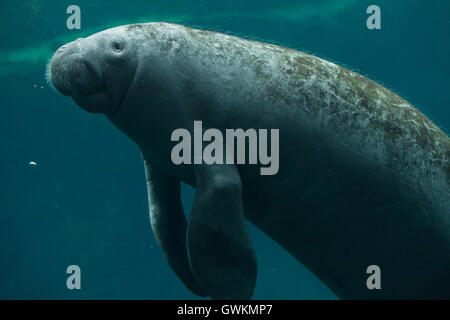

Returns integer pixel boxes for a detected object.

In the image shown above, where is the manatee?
[48,22,450,299]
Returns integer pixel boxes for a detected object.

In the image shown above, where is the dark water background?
[0,0,449,299]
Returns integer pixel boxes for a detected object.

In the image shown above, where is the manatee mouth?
[47,43,113,113]
[48,50,101,96]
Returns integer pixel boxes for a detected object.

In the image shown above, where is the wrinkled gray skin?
[49,22,450,299]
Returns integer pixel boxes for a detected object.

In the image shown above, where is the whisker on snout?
[45,58,58,93]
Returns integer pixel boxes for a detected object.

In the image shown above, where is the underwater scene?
[1,0,449,300]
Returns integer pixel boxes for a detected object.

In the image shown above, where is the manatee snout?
[48,38,102,98]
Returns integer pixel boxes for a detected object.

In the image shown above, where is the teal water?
[0,0,449,299]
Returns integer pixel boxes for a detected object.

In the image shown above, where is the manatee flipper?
[187,164,257,299]
[144,161,206,297]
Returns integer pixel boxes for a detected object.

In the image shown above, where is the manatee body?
[49,22,450,299]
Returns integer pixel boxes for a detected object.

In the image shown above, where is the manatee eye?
[112,41,124,52]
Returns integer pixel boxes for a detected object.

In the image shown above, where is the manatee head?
[48,26,139,114]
